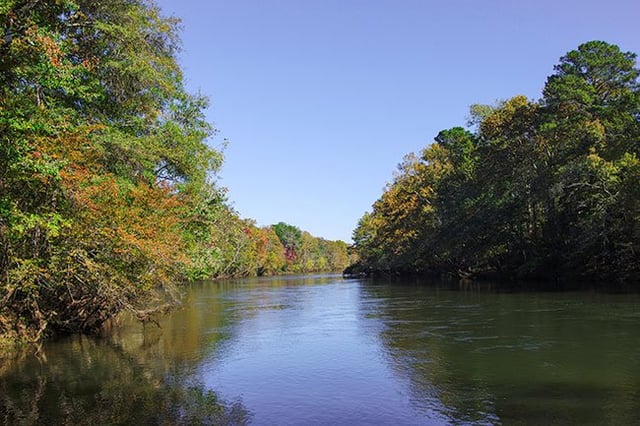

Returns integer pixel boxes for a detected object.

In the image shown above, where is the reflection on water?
[0,336,251,425]
[0,279,252,426]
[362,280,640,424]
[2,275,640,424]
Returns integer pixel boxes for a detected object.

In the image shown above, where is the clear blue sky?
[156,0,639,242]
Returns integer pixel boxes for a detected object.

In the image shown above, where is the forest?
[2,1,638,345]
[0,0,350,342]
[349,40,640,283]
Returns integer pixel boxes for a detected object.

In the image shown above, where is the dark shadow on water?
[367,274,640,294]
[359,276,640,424]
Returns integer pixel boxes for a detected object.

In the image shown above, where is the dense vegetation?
[350,41,640,283]
[0,0,349,342]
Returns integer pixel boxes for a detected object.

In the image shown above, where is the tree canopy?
[350,41,640,283]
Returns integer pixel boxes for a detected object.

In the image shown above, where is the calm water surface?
[2,274,640,424]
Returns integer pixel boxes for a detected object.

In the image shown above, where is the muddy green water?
[2,275,640,424]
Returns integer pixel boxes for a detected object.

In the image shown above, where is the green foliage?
[272,222,302,250]
[543,40,640,160]
[352,41,640,283]
[0,0,222,341]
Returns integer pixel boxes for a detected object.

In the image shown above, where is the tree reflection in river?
[360,279,640,424]
[0,281,251,425]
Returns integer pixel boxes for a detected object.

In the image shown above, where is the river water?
[2,274,640,424]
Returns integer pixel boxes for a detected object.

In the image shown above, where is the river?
[2,274,640,424]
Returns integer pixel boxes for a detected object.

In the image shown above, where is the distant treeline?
[349,41,640,283]
[0,0,348,342]
[191,218,352,280]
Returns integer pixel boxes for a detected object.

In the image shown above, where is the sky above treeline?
[156,0,639,242]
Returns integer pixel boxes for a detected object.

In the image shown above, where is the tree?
[542,40,640,160]
[350,41,640,283]
[255,226,287,275]
[540,41,640,278]
[0,0,222,340]
[272,222,302,266]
